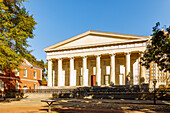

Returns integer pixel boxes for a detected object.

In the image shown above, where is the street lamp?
[153,79,157,105]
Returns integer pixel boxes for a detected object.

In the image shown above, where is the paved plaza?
[0,96,170,113]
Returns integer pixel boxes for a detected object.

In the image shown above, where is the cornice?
[46,39,148,52]
[44,30,149,52]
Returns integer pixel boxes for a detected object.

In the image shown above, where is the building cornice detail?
[47,42,146,58]
[45,39,148,52]
[0,76,39,82]
[20,63,43,70]
[44,30,149,52]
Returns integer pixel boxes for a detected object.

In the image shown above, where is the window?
[15,69,19,76]
[15,81,19,90]
[24,69,27,77]
[34,71,37,79]
[106,66,110,75]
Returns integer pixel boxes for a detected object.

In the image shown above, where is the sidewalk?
[0,97,169,113]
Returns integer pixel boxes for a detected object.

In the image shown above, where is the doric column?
[47,59,53,87]
[125,52,131,85]
[140,52,146,84]
[110,53,116,85]
[53,65,55,86]
[83,56,88,86]
[70,57,76,86]
[58,58,64,86]
[96,55,101,86]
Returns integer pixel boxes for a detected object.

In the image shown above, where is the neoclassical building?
[44,30,150,87]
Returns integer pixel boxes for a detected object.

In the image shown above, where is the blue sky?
[24,0,170,62]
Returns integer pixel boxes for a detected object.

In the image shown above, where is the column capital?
[95,54,101,57]
[124,52,131,55]
[69,57,75,60]
[110,53,116,56]
[81,55,87,58]
[57,58,62,60]
[47,59,53,62]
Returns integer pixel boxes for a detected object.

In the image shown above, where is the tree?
[0,0,37,71]
[141,22,170,72]
[34,59,47,85]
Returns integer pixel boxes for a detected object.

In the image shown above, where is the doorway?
[91,75,96,86]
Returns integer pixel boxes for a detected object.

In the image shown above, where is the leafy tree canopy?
[141,22,170,72]
[0,0,37,71]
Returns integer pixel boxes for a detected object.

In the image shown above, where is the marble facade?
[44,30,149,87]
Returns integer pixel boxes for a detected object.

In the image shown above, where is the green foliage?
[34,59,47,83]
[141,22,170,72]
[0,0,37,71]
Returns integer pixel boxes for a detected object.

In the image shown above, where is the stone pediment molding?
[44,30,149,52]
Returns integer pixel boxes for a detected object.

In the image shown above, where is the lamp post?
[153,79,157,105]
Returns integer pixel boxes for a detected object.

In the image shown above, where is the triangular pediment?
[44,30,149,52]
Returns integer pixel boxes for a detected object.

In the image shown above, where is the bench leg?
[48,105,51,112]
[47,102,53,112]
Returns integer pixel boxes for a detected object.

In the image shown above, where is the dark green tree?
[141,22,170,72]
[0,0,37,71]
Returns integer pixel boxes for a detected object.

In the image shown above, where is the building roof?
[44,30,150,52]
[22,59,43,70]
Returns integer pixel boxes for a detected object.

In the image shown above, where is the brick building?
[0,59,43,91]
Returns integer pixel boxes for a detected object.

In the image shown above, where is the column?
[140,52,146,84]
[110,53,116,85]
[52,60,56,86]
[96,55,101,86]
[125,52,131,85]
[70,57,76,86]
[83,56,88,86]
[58,58,64,86]
[47,59,52,87]
[53,68,55,86]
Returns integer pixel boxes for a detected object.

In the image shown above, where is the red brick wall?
[0,62,42,90]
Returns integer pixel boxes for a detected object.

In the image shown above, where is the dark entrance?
[91,75,96,86]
